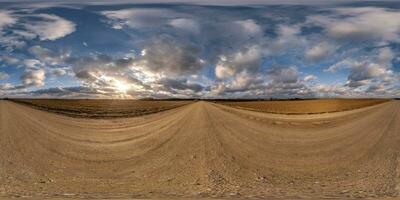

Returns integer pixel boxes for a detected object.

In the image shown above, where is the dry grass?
[218,99,390,114]
[11,99,192,118]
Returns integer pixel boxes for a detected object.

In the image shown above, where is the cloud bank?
[0,1,399,98]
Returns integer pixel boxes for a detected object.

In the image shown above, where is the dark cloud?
[139,34,204,75]
[160,78,204,93]
[267,66,299,84]
[346,62,393,88]
[21,86,108,98]
[265,66,314,98]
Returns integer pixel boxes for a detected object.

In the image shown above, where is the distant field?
[11,99,192,118]
[218,99,390,114]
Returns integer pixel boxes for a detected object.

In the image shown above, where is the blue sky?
[0,0,399,98]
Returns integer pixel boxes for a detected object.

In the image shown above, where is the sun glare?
[114,80,129,94]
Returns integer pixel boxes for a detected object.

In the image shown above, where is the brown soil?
[1,100,399,199]
[218,99,389,114]
[11,99,191,118]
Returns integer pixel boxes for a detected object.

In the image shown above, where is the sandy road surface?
[1,100,400,199]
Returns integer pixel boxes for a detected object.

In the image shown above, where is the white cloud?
[211,71,264,96]
[52,68,67,76]
[235,19,262,36]
[313,84,348,97]
[346,61,393,88]
[23,59,42,69]
[0,10,16,29]
[0,34,26,51]
[264,66,313,98]
[324,59,353,73]
[169,18,200,33]
[102,8,181,29]
[212,45,264,96]
[308,7,400,42]
[0,12,75,51]
[21,69,46,87]
[325,49,396,89]
[304,74,317,81]
[305,42,336,62]
[215,56,235,79]
[215,45,262,79]
[0,11,23,51]
[21,14,76,41]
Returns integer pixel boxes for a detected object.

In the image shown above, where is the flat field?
[218,99,389,114]
[11,99,192,118]
[1,99,399,199]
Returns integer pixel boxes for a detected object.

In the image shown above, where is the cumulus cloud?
[346,62,392,88]
[304,75,317,81]
[215,45,262,79]
[305,42,336,62]
[265,66,313,97]
[308,7,400,42]
[212,71,265,95]
[20,69,46,87]
[211,45,265,96]
[324,47,396,95]
[138,34,204,76]
[313,84,348,97]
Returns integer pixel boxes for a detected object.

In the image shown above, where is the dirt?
[0,100,399,199]
[219,99,389,114]
[11,99,191,118]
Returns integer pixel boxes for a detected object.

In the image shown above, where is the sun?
[114,80,130,94]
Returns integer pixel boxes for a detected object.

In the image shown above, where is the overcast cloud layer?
[0,1,399,99]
